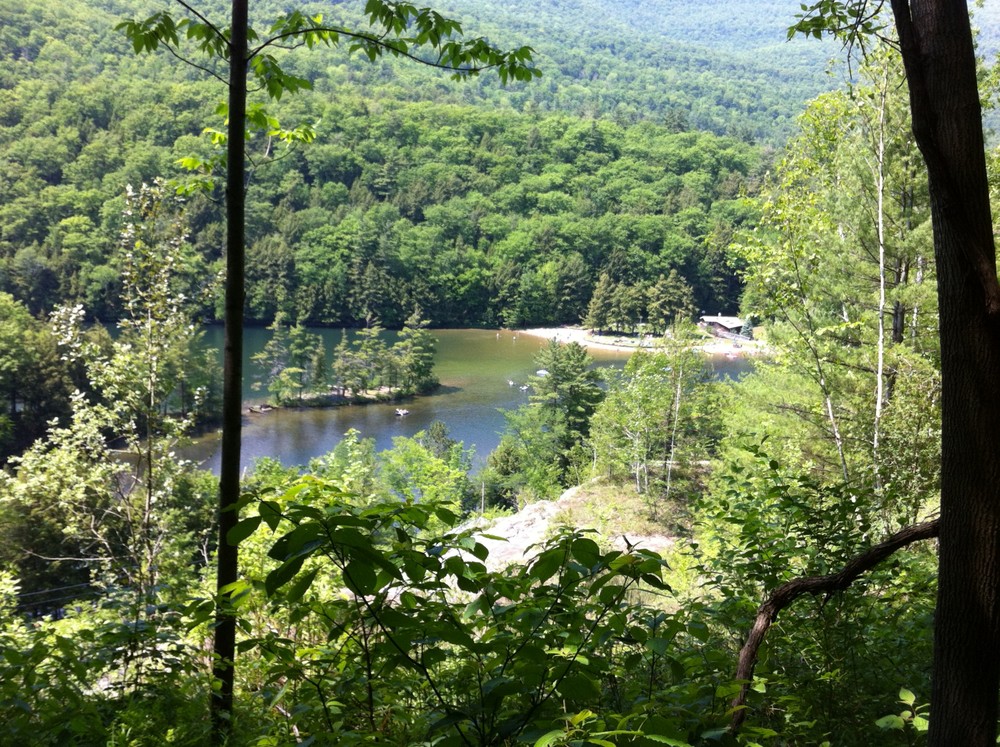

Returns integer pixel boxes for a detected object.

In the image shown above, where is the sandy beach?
[518,326,768,358]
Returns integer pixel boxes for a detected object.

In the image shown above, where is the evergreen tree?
[287,320,323,403]
[648,270,696,334]
[331,330,360,397]
[393,306,438,392]
[583,272,615,333]
[530,340,604,450]
[251,313,289,402]
[356,318,388,393]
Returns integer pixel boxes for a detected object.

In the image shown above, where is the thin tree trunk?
[780,262,850,482]
[212,0,247,738]
[821,385,848,481]
[911,254,924,343]
[872,64,888,489]
[663,367,682,502]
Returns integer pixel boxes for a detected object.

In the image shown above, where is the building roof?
[699,315,745,330]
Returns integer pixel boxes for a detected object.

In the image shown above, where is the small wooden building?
[699,314,750,339]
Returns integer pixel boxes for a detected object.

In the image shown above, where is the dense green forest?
[0,0,766,331]
[0,0,996,744]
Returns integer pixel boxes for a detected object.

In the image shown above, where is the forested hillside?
[17,0,996,331]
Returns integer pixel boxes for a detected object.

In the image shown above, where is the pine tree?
[583,272,615,333]
[394,306,438,392]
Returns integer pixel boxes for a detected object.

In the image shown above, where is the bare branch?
[730,517,940,732]
[173,0,229,50]
[162,43,229,85]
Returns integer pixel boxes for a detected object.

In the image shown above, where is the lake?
[186,327,750,473]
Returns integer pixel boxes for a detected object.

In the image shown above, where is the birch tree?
[734,45,935,497]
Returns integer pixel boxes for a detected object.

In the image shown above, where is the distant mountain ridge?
[422,0,1000,140]
[404,0,842,142]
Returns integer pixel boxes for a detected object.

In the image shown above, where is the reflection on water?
[185,328,750,474]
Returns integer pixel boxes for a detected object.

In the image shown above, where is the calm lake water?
[186,327,750,474]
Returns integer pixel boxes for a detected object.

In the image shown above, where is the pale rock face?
[469,485,675,572]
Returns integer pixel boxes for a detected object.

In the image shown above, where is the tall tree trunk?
[890,2,1000,743]
[871,62,888,488]
[663,367,683,503]
[911,254,924,342]
[212,0,247,738]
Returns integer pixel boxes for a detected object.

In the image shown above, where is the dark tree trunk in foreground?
[212,0,247,737]
[889,2,1000,743]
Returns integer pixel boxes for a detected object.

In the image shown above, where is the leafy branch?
[234,477,670,744]
[119,3,540,98]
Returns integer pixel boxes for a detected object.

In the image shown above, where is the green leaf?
[558,671,600,700]
[700,727,729,740]
[627,625,648,643]
[283,568,318,603]
[898,687,916,706]
[259,501,283,531]
[875,714,906,730]
[571,536,601,567]
[517,644,548,665]
[462,595,489,619]
[481,676,521,706]
[598,583,625,605]
[344,560,377,595]
[434,622,475,649]
[646,637,671,656]
[687,620,711,642]
[268,679,292,708]
[529,548,563,582]
[715,681,743,699]
[533,729,565,747]
[328,526,372,550]
[641,572,671,590]
[268,523,323,561]
[177,156,205,171]
[265,556,305,595]
[227,514,262,545]
[434,505,459,525]
[444,555,467,578]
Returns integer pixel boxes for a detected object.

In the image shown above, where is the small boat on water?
[395,408,410,417]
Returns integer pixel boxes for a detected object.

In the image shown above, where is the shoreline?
[518,326,769,359]
[244,382,436,416]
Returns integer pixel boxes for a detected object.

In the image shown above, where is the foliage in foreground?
[0,441,941,746]
[0,473,706,746]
